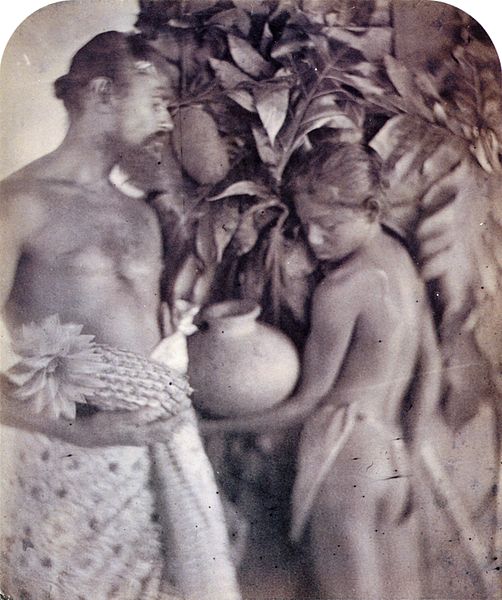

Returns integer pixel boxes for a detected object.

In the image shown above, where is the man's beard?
[143,131,169,160]
[118,133,170,191]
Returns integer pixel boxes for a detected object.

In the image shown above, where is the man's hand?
[1,384,188,448]
[82,407,187,447]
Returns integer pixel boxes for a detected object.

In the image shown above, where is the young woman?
[202,142,442,598]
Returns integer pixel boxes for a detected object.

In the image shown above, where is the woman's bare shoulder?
[314,262,380,315]
[321,260,384,293]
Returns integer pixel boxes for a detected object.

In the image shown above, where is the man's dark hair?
[54,31,162,115]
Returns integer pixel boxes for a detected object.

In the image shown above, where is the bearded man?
[0,31,239,600]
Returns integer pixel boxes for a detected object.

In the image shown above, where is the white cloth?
[291,402,410,542]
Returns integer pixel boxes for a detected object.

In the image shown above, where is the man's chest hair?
[21,194,162,279]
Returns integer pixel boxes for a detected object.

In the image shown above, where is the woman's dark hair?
[285,141,387,220]
[54,31,162,115]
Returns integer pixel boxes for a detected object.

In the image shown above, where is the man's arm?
[0,189,25,314]
[200,277,359,434]
[0,188,186,448]
[1,374,186,447]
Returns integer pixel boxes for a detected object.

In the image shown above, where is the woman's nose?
[308,224,325,246]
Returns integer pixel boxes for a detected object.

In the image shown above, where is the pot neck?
[207,313,258,335]
[200,301,261,335]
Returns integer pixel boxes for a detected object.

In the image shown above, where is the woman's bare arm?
[200,277,359,434]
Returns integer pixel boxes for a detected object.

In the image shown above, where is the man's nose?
[308,224,325,246]
[159,108,174,132]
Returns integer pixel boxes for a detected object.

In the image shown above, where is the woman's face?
[296,184,375,261]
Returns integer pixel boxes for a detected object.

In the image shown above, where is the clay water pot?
[187,300,300,417]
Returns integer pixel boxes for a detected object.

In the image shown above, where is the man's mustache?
[144,131,169,157]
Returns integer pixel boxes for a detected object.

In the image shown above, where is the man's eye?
[152,99,166,110]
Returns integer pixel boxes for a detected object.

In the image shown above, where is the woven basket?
[90,344,192,415]
[6,315,192,420]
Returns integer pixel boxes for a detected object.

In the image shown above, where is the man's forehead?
[128,61,174,95]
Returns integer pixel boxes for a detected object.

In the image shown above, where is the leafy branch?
[137,0,501,331]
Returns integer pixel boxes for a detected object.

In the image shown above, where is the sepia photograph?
[0,1,501,598]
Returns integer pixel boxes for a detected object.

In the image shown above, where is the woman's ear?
[363,197,380,221]
[88,77,113,111]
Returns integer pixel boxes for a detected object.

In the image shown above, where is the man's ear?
[89,77,114,111]
[363,197,380,221]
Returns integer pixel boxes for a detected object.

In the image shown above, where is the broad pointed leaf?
[271,38,315,60]
[260,22,273,55]
[234,211,260,256]
[369,114,406,161]
[252,126,279,166]
[228,35,273,78]
[384,55,433,120]
[414,71,442,101]
[209,58,253,89]
[208,180,268,201]
[298,106,356,137]
[322,26,392,61]
[212,201,240,262]
[328,71,386,97]
[226,89,256,112]
[235,200,282,256]
[254,86,289,146]
[207,8,251,36]
[196,213,217,267]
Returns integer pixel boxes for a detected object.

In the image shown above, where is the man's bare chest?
[26,193,163,279]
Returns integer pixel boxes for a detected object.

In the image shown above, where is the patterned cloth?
[1,317,240,600]
[0,426,170,600]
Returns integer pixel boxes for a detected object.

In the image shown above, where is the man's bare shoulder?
[0,159,55,236]
[3,150,58,184]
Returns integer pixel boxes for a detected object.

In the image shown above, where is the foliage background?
[129,6,502,589]
[0,1,500,596]
[134,0,501,421]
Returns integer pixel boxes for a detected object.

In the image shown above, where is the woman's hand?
[198,416,236,437]
[196,396,310,436]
